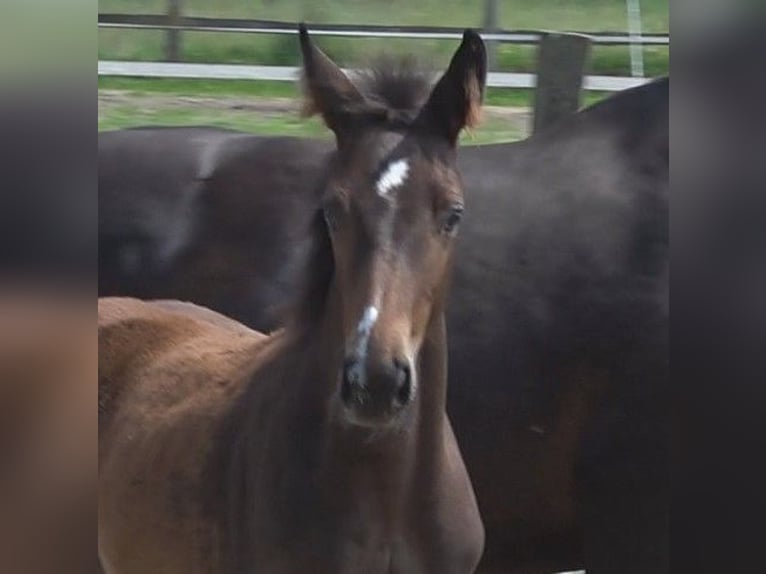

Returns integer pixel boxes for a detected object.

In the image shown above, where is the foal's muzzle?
[340,355,413,426]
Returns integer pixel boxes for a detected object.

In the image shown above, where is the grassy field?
[98,100,529,144]
[97,76,612,143]
[97,77,609,108]
[98,0,669,76]
[99,0,669,31]
[98,1,665,142]
[98,79,540,144]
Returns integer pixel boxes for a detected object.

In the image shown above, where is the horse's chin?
[333,399,412,439]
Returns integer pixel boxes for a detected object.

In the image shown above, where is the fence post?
[482,0,499,71]
[626,0,645,77]
[165,0,183,62]
[532,32,592,134]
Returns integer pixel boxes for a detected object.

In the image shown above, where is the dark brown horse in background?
[98,128,325,329]
[100,73,668,573]
[99,27,486,574]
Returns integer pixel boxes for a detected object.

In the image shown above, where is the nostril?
[394,361,412,405]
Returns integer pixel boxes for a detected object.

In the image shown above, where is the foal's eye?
[441,205,464,235]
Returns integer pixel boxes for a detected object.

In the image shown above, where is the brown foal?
[99,26,486,574]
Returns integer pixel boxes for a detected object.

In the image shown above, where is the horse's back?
[98,296,259,335]
[98,297,268,573]
[151,299,262,335]
[98,297,266,434]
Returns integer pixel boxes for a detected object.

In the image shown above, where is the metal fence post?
[532,32,592,133]
[483,0,499,71]
[165,0,183,62]
[626,0,645,77]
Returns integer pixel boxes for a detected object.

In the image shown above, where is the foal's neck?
[213,282,451,569]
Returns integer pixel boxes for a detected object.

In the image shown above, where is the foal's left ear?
[420,30,487,145]
[299,24,365,137]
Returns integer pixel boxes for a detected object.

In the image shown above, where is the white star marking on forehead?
[376,159,410,197]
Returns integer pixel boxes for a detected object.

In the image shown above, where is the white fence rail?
[97,61,652,92]
[99,14,667,93]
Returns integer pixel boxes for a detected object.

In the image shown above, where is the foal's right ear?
[419,30,487,145]
[299,24,365,137]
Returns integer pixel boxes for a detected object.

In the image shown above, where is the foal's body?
[99,27,487,574]
[98,299,267,573]
[99,298,479,574]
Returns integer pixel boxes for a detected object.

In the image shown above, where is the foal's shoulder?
[98,297,269,370]
[98,298,269,427]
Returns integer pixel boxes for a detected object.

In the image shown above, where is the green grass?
[98,77,546,144]
[99,103,332,138]
[97,76,608,108]
[98,0,669,75]
[99,76,301,98]
[98,102,528,144]
[98,2,650,143]
[98,0,668,31]
[98,75,612,144]
[98,102,527,144]
[496,44,669,77]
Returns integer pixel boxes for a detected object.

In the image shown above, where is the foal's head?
[300,26,486,428]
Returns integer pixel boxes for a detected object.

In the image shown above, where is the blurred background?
[98,0,669,143]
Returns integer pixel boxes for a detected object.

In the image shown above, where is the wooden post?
[165,0,182,62]
[483,0,499,71]
[532,32,592,133]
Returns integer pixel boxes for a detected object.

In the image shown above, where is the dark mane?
[354,56,433,115]
[278,163,336,332]
[285,211,334,330]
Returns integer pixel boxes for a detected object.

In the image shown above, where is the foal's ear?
[299,24,365,136]
[420,30,487,145]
